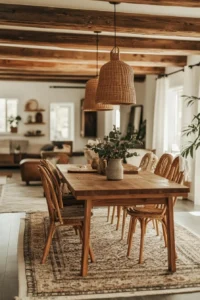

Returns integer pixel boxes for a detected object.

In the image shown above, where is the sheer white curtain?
[181,66,200,203]
[152,76,169,158]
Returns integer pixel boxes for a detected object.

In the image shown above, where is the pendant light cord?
[94,31,101,77]
[114,3,117,49]
[96,32,99,77]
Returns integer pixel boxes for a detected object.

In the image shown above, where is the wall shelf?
[24,109,45,112]
[24,134,45,137]
[24,122,46,125]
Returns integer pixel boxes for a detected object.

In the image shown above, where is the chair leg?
[107,206,110,222]
[74,226,78,236]
[116,206,122,230]
[139,219,145,264]
[41,222,56,264]
[89,245,95,263]
[155,220,160,236]
[162,219,168,248]
[127,217,137,257]
[111,206,116,224]
[145,218,149,234]
[127,217,133,244]
[121,207,127,240]
[152,219,155,229]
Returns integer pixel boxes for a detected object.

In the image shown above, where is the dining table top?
[57,164,189,200]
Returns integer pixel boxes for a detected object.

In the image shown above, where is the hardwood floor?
[0,200,200,300]
[0,213,25,300]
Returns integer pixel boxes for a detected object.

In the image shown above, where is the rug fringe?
[13,287,200,299]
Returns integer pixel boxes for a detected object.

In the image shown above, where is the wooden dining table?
[57,164,189,277]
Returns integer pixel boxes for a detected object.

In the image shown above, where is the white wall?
[143,75,157,149]
[0,81,90,152]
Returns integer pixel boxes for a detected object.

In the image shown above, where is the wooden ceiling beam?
[0,29,199,55]
[96,0,200,7]
[0,59,165,74]
[0,46,186,67]
[0,4,200,37]
[0,73,145,82]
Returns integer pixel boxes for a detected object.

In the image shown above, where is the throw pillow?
[40,144,54,151]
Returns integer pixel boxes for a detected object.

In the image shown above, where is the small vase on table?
[106,158,123,180]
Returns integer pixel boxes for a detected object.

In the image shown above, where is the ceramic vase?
[106,158,123,180]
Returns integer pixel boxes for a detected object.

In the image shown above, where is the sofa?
[0,139,73,167]
[20,151,70,185]
[20,159,41,185]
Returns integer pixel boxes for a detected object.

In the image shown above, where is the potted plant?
[86,126,139,180]
[14,145,21,154]
[181,95,200,158]
[8,115,22,133]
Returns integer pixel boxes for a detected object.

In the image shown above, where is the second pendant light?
[84,32,113,111]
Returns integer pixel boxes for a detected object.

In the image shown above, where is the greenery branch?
[86,125,139,162]
[181,95,200,158]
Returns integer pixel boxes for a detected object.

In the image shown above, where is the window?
[0,98,18,133]
[167,86,183,153]
[50,103,74,141]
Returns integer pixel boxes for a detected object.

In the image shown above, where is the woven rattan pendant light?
[84,32,113,111]
[96,2,136,105]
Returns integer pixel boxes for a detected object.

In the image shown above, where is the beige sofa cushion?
[0,140,10,154]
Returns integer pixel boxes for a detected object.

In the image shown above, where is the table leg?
[166,196,176,272]
[81,199,92,277]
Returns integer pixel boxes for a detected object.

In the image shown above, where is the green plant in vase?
[8,115,22,133]
[86,126,139,180]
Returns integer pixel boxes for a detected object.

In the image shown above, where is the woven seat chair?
[139,152,159,172]
[38,165,95,264]
[108,152,159,228]
[126,156,184,264]
[120,153,159,239]
[40,159,84,208]
[154,153,173,177]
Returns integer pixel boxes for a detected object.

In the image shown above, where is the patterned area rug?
[16,209,200,300]
[0,172,47,213]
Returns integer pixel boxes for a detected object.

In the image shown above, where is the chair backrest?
[167,156,184,207]
[41,151,69,164]
[139,152,158,172]
[154,153,173,178]
[40,159,64,208]
[167,156,184,184]
[38,165,63,224]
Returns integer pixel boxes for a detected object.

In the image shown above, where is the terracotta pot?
[10,126,18,133]
[91,158,99,169]
[106,158,123,180]
[97,158,107,175]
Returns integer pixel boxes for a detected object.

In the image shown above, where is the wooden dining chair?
[121,152,159,239]
[38,165,95,264]
[126,156,184,264]
[40,159,85,208]
[139,152,159,172]
[154,153,173,177]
